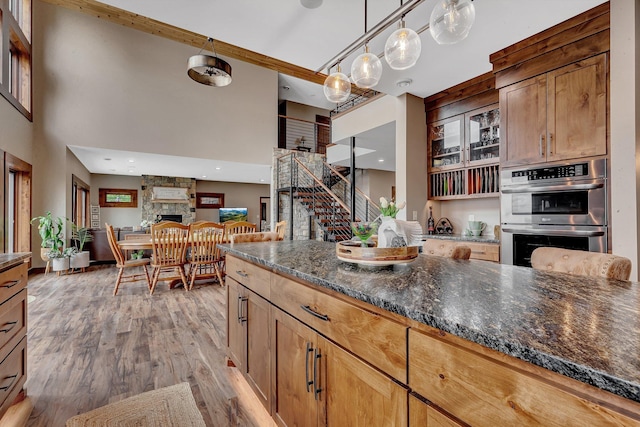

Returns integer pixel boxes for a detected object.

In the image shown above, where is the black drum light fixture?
[187,37,232,87]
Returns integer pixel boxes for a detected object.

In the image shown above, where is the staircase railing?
[321,161,381,223]
[276,154,345,241]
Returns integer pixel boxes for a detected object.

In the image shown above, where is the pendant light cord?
[196,37,218,57]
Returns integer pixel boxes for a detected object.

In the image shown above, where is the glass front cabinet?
[428,104,500,200]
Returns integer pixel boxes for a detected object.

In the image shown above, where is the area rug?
[66,382,206,427]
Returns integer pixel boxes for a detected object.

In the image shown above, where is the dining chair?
[105,223,151,295]
[422,240,472,260]
[274,220,287,240]
[149,221,190,294]
[224,221,257,241]
[531,247,632,281]
[187,221,225,290]
[231,231,280,243]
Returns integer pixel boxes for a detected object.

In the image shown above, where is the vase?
[381,216,395,223]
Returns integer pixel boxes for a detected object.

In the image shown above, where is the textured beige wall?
[0,100,32,163]
[195,181,269,224]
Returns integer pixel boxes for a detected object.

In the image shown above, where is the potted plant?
[130,250,144,260]
[70,225,93,270]
[31,211,66,263]
[47,248,75,273]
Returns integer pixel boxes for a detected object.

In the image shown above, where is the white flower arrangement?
[379,197,406,218]
[140,219,153,228]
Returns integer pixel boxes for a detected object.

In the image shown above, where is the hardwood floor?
[25,265,276,427]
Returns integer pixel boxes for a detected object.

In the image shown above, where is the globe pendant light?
[323,64,351,103]
[429,0,476,45]
[384,19,422,70]
[351,45,383,89]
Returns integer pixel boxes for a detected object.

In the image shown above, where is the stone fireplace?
[141,175,196,224]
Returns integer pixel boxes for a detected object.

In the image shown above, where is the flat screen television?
[219,207,248,223]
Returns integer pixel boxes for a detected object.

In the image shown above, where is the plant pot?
[70,251,90,269]
[51,257,70,272]
[40,247,51,262]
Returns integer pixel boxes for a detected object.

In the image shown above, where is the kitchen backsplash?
[431,198,500,237]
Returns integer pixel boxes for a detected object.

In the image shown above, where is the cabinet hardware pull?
[0,374,18,391]
[305,342,314,393]
[313,349,322,400]
[0,280,20,289]
[0,321,18,333]
[548,133,554,155]
[471,250,486,255]
[236,271,248,278]
[539,135,544,157]
[239,297,248,323]
[300,305,329,322]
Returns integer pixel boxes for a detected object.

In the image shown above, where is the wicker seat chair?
[105,223,151,295]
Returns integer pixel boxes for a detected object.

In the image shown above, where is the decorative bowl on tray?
[336,241,419,266]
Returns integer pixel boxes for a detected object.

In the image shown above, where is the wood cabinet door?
[547,53,607,162]
[246,290,271,413]
[409,394,464,427]
[272,309,318,427]
[320,336,408,427]
[500,75,547,167]
[226,278,245,371]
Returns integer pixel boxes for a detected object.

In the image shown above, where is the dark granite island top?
[221,240,640,404]
[0,253,31,271]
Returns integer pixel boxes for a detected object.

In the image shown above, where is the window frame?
[4,151,32,255]
[72,175,90,227]
[0,0,32,120]
[99,188,138,208]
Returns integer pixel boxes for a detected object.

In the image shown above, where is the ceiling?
[66,0,606,182]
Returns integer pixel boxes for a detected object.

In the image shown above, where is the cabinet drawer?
[0,264,27,305]
[0,336,26,416]
[226,256,271,299]
[271,274,406,382]
[409,329,640,427]
[465,242,500,262]
[0,290,26,354]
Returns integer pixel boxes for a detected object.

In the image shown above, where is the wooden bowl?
[336,241,419,266]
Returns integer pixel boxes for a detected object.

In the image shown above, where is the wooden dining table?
[117,236,227,289]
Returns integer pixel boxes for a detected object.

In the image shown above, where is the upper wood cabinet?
[501,54,607,167]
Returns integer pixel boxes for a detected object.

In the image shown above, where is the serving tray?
[336,241,419,266]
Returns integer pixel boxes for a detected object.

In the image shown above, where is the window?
[4,152,32,254]
[72,175,90,228]
[99,188,138,208]
[0,0,31,120]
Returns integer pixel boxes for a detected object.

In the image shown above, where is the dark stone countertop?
[421,234,500,244]
[0,253,31,271]
[221,240,640,403]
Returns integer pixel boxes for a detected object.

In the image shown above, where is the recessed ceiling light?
[128,159,135,163]
[110,169,116,172]
[215,167,221,170]
[378,158,385,162]
[128,170,134,173]
[104,158,111,161]
[260,179,265,182]
[301,0,322,9]
[202,175,207,178]
[396,78,413,88]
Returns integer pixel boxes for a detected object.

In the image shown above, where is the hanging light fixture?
[187,37,232,87]
[384,19,422,70]
[351,44,383,89]
[351,0,382,89]
[323,63,351,103]
[429,0,476,45]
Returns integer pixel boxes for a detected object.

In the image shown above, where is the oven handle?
[501,182,604,194]
[501,227,605,237]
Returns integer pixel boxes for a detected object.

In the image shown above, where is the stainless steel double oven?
[500,159,607,267]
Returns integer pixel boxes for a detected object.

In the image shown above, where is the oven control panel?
[511,163,588,182]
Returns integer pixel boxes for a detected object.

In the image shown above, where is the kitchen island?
[222,240,640,426]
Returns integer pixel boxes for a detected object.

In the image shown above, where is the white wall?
[0,100,32,163]
[195,181,269,225]
[610,0,640,280]
[366,169,396,206]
